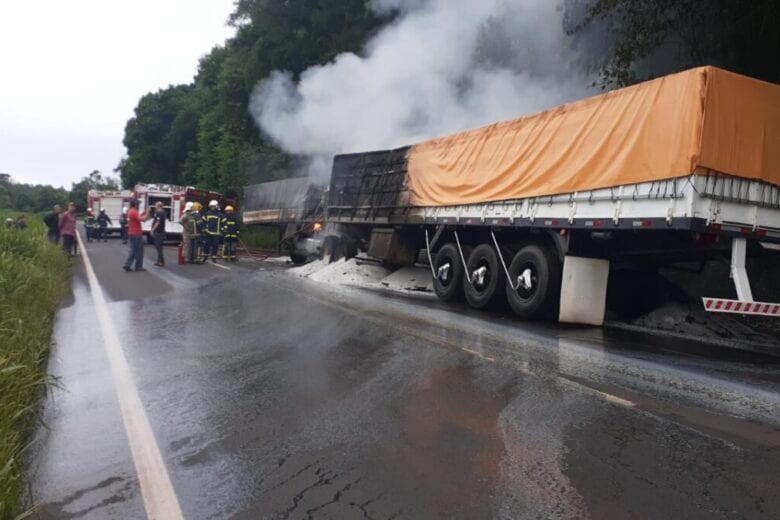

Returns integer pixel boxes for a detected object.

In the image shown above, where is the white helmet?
[184,201,193,211]
[208,200,218,208]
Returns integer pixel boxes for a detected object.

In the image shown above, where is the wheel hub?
[472,266,488,287]
[437,262,451,282]
[517,268,533,290]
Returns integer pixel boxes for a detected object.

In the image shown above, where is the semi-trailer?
[243,177,326,263]
[245,67,780,325]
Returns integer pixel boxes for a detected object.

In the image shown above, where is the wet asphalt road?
[26,235,780,519]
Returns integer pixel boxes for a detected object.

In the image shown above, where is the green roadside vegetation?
[1,169,119,214]
[0,215,69,518]
[240,226,281,250]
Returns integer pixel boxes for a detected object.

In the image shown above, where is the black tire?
[290,250,308,265]
[432,242,470,301]
[505,244,562,320]
[342,236,358,260]
[321,236,345,263]
[463,243,506,309]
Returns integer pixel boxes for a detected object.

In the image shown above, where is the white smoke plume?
[250,0,597,180]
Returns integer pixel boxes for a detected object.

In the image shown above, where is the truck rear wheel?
[464,244,506,309]
[290,251,308,265]
[505,244,562,319]
[432,243,469,301]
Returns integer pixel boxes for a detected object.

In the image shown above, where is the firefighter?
[84,209,97,242]
[180,201,193,263]
[203,200,222,262]
[190,202,206,263]
[119,207,128,244]
[96,208,112,242]
[221,205,239,261]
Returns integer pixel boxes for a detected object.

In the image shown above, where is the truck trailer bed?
[328,66,780,243]
[329,170,780,244]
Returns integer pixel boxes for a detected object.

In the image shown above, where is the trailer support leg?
[702,238,780,316]
[730,237,753,302]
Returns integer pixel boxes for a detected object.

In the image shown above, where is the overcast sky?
[0,0,236,188]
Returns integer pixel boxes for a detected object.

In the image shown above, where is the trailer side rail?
[327,175,780,243]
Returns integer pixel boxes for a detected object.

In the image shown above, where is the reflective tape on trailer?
[702,298,780,316]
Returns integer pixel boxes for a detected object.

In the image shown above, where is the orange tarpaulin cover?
[407,67,780,207]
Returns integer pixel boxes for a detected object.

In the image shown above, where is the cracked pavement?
[25,239,780,519]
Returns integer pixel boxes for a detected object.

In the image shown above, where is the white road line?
[76,232,184,520]
[207,261,232,270]
[600,392,636,408]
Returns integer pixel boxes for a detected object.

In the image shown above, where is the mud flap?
[559,256,610,326]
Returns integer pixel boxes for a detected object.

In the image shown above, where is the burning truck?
[243,66,780,326]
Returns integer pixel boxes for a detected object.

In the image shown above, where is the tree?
[117,0,385,199]
[118,85,198,189]
[68,170,119,212]
[0,181,69,213]
[571,0,780,88]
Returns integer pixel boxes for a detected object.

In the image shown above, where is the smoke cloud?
[250,0,597,180]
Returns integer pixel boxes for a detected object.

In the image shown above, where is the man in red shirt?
[123,199,151,272]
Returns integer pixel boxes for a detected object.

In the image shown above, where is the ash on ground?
[288,255,779,346]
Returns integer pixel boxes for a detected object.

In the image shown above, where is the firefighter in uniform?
[180,201,193,263]
[221,205,239,261]
[190,202,205,263]
[203,200,223,262]
[96,208,112,242]
[84,209,97,242]
[119,207,129,244]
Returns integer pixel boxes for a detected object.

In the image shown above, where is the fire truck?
[87,189,134,235]
[133,183,235,242]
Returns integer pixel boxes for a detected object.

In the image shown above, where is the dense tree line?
[0,170,118,214]
[0,180,68,214]
[118,0,779,197]
[571,0,780,88]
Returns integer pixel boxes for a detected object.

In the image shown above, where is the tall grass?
[0,215,69,519]
[240,225,281,249]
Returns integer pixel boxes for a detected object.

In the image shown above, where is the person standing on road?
[59,202,77,257]
[84,209,96,242]
[203,200,222,263]
[180,201,193,263]
[122,199,151,272]
[96,208,112,242]
[221,205,239,261]
[119,207,128,244]
[190,202,205,263]
[44,204,61,244]
[151,202,167,267]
